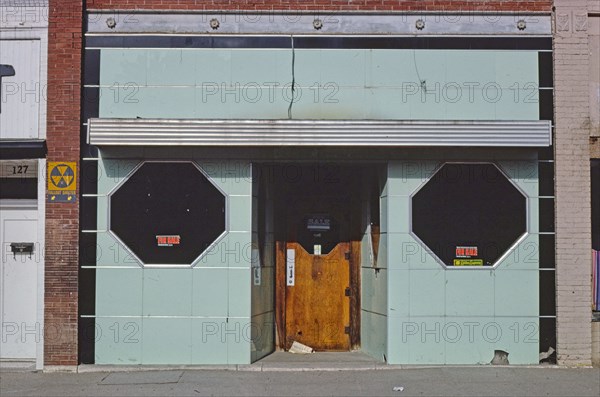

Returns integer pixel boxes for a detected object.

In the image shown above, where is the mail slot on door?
[10,242,34,258]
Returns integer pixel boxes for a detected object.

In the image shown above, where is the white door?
[0,204,39,359]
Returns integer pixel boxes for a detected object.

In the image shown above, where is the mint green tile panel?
[195,160,252,196]
[494,270,539,316]
[226,319,252,364]
[99,86,197,118]
[445,270,494,317]
[442,51,496,84]
[230,50,291,85]
[497,160,539,198]
[388,233,442,270]
[390,317,539,364]
[364,88,411,120]
[191,268,228,317]
[388,316,446,364]
[142,318,192,364]
[386,161,440,197]
[97,159,140,196]
[375,232,388,269]
[143,268,193,316]
[298,49,368,86]
[443,90,496,120]
[95,157,255,364]
[386,315,408,363]
[496,234,539,270]
[385,156,539,364]
[146,50,197,86]
[95,317,142,364]
[529,200,539,234]
[387,269,409,317]
[96,195,108,231]
[407,92,449,120]
[96,268,143,316]
[494,51,539,87]
[99,49,539,120]
[195,50,232,84]
[194,232,252,268]
[294,87,368,120]
[191,319,228,364]
[95,231,142,267]
[366,50,417,87]
[229,195,252,232]
[362,267,388,316]
[100,49,148,86]
[228,268,251,318]
[361,311,387,362]
[408,269,446,316]
[386,196,410,234]
[443,317,539,364]
[494,91,539,119]
[360,232,371,268]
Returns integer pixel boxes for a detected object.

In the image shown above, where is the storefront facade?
[0,1,48,370]
[77,10,554,365]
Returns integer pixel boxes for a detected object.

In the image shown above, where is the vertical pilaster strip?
[553,0,592,366]
[44,0,83,367]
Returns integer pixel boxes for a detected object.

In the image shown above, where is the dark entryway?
[255,163,382,352]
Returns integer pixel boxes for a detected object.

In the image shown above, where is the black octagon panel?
[412,163,526,267]
[110,162,225,265]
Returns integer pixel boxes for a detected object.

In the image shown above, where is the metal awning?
[87,119,552,147]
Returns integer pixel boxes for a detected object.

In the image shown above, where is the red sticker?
[455,246,478,258]
[156,235,181,247]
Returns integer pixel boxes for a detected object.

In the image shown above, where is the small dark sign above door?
[306,214,331,232]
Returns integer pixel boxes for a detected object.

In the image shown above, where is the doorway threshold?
[252,351,387,371]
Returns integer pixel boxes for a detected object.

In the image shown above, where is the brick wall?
[86,0,552,12]
[553,0,593,366]
[45,0,83,367]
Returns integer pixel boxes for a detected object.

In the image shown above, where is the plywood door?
[284,242,350,351]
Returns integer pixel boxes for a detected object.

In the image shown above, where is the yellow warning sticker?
[47,161,77,202]
[453,259,484,266]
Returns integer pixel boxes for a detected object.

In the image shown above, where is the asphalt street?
[1,367,599,397]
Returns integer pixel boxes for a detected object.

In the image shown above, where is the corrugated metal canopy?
[87,119,552,147]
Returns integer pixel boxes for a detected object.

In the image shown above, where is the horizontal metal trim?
[88,119,552,147]
[87,12,551,36]
[84,35,552,50]
[0,140,47,159]
[80,315,250,319]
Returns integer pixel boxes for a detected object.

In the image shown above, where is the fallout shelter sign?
[47,162,77,202]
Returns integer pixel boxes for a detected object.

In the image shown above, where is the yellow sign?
[453,259,484,266]
[47,161,77,202]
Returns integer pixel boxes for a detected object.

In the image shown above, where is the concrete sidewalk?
[1,366,599,397]
[2,352,599,396]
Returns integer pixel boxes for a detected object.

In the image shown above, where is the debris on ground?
[539,346,556,363]
[490,349,510,365]
[288,341,314,354]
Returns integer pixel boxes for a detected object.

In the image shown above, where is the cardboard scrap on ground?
[288,341,314,354]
